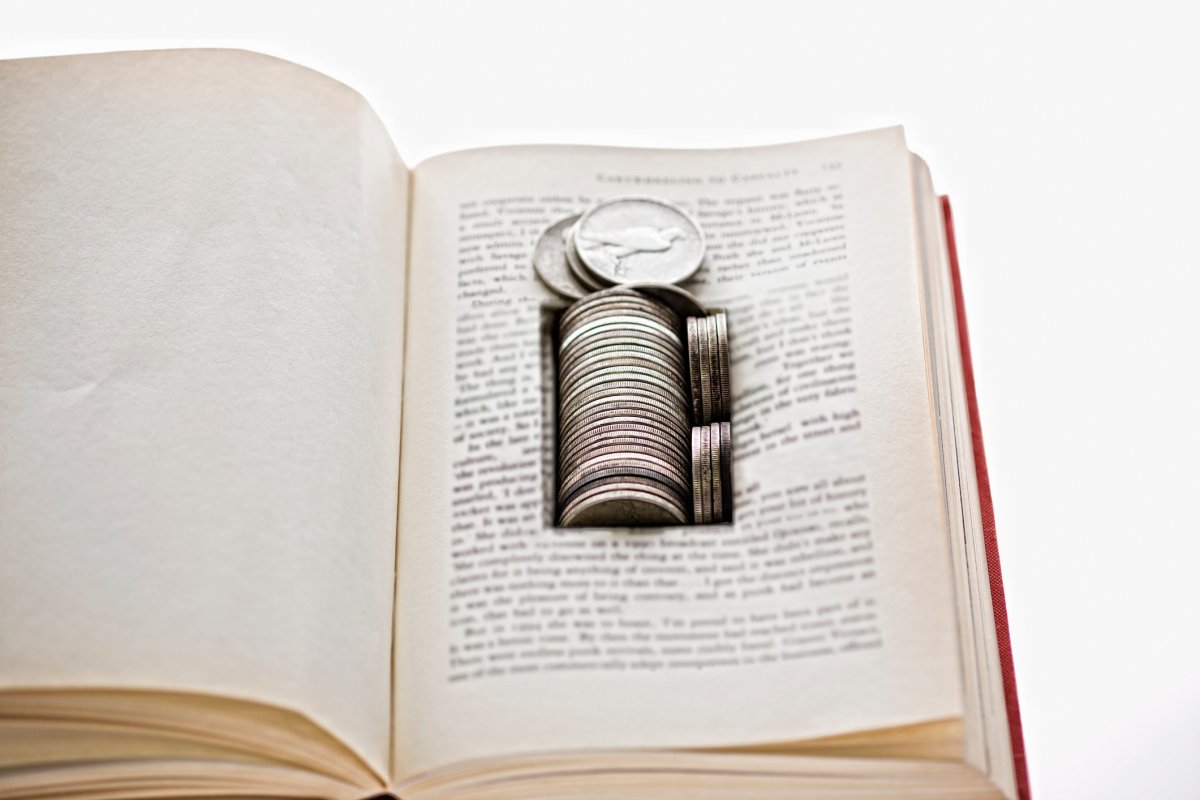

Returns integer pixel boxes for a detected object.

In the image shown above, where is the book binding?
[941,196,1031,800]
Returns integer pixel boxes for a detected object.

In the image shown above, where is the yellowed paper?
[0,50,408,777]
[394,130,963,775]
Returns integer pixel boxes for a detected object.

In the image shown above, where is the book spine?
[941,197,1031,800]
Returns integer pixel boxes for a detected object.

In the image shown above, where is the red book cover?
[941,197,1031,800]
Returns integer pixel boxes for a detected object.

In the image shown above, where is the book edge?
[940,196,1031,800]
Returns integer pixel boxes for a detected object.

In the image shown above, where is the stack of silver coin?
[687,310,733,524]
[687,312,730,424]
[557,288,693,526]
[533,195,733,527]
[692,422,732,525]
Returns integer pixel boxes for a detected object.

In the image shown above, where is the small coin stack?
[687,310,733,524]
[533,195,733,527]
[687,312,730,425]
[692,422,732,525]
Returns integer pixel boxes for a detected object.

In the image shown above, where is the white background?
[3,2,1197,797]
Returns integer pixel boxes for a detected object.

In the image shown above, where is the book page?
[0,50,407,777]
[394,128,962,775]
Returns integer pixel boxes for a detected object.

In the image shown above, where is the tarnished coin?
[574,196,705,285]
[690,427,703,522]
[532,214,588,299]
[564,224,607,291]
[560,489,688,527]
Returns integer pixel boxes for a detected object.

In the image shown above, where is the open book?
[0,49,1028,799]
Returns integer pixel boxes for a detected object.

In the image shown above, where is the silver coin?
[560,366,686,407]
[715,311,730,421]
[560,352,685,387]
[559,415,690,455]
[560,425,690,469]
[560,390,689,436]
[561,374,685,411]
[560,488,688,527]
[560,436,691,478]
[559,425,687,464]
[560,310,680,345]
[560,470,690,511]
[560,294,679,332]
[560,333,682,371]
[719,420,732,516]
[560,320,681,358]
[559,335,686,376]
[561,393,687,442]
[575,196,705,285]
[532,214,588,300]
[627,282,708,320]
[696,315,713,425]
[706,314,723,420]
[559,315,680,352]
[690,427,703,523]
[559,474,690,516]
[561,321,686,357]
[559,286,659,326]
[564,417,696,460]
[560,469,692,513]
[562,474,687,505]
[563,304,682,339]
[699,424,713,523]
[709,422,723,523]
[559,381,686,424]
[561,439,690,483]
[564,224,607,291]
[559,386,690,423]
[686,317,703,423]
[560,367,689,408]
[559,454,691,505]
[559,319,681,358]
